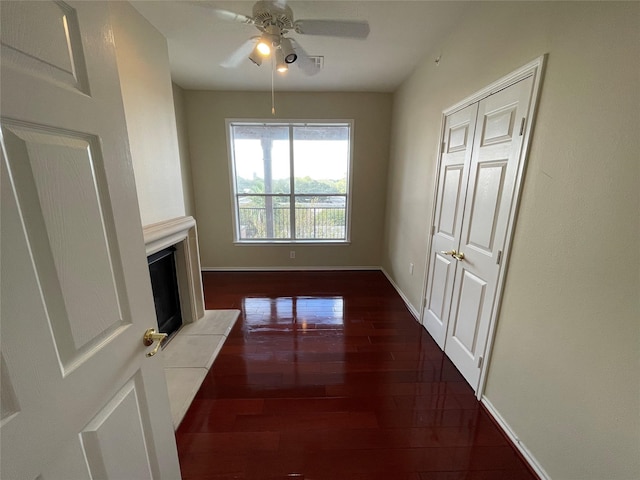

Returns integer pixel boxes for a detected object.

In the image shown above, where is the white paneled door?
[422,104,478,348]
[0,2,181,479]
[423,73,538,391]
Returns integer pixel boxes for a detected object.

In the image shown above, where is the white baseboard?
[201,266,380,272]
[380,268,420,321]
[481,397,550,480]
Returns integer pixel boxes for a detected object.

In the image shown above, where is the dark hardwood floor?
[176,271,536,480]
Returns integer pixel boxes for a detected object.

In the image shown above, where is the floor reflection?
[242,296,345,331]
[241,296,346,387]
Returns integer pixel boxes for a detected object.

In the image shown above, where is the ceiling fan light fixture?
[280,37,297,64]
[256,36,271,56]
[248,43,264,66]
[275,48,288,73]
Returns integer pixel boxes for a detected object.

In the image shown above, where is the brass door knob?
[440,250,457,256]
[452,251,465,261]
[143,328,167,357]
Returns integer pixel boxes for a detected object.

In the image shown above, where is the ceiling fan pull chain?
[271,54,276,115]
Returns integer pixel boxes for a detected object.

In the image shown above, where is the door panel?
[444,76,535,389]
[426,254,454,322]
[422,104,478,347]
[451,269,487,355]
[0,2,180,478]
[480,104,517,146]
[447,122,471,153]
[466,160,508,253]
[0,1,89,93]
[3,124,128,369]
[437,165,464,237]
[81,375,154,480]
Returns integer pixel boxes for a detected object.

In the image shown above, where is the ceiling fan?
[206,0,370,75]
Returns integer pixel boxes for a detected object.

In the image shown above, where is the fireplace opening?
[148,246,183,341]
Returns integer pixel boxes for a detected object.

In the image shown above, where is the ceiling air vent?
[309,56,324,70]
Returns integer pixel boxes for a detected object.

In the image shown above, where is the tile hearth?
[163,309,239,429]
[141,216,237,428]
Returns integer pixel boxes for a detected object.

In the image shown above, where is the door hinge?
[441,141,446,153]
[519,117,526,136]
[496,250,502,265]
[431,225,435,236]
[477,355,484,369]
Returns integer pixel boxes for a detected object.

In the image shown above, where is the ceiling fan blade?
[271,0,288,9]
[220,38,258,68]
[290,39,320,76]
[213,8,254,24]
[294,20,370,39]
[185,2,255,24]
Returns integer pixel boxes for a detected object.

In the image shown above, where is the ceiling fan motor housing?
[252,1,294,32]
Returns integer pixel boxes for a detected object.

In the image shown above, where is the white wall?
[184,91,392,269]
[172,83,195,217]
[110,2,186,227]
[383,2,639,479]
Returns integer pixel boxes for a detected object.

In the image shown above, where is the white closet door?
[422,104,478,348]
[0,2,181,478]
[444,76,535,389]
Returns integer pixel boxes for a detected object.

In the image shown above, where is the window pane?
[293,126,348,194]
[295,196,346,240]
[233,125,290,194]
[238,195,291,239]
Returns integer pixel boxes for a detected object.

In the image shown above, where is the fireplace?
[148,246,182,339]
[142,216,205,328]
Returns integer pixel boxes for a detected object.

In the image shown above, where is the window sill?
[233,240,351,246]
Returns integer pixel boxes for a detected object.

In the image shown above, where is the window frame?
[226,119,354,245]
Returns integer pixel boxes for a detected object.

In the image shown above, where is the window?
[228,121,352,243]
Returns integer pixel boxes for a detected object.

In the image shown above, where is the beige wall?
[184,91,392,269]
[111,2,185,227]
[172,83,196,217]
[383,2,639,479]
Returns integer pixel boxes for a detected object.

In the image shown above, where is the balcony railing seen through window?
[238,196,346,240]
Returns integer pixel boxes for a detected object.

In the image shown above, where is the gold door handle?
[452,251,465,261]
[441,250,457,257]
[143,328,167,357]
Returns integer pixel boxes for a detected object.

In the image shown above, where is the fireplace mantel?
[144,216,195,256]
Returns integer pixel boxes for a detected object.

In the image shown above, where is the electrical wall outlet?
[290,251,295,259]
[409,263,414,275]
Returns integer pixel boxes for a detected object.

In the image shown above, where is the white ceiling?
[130,1,472,92]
